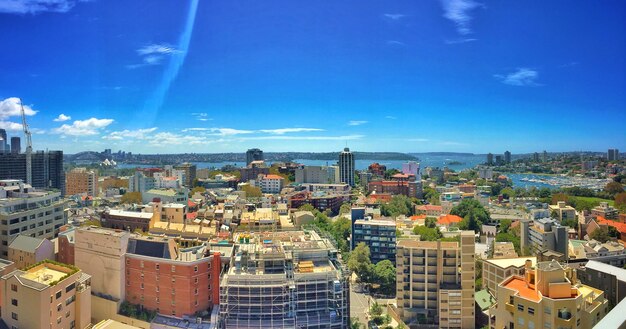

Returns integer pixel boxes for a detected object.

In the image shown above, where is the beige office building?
[66,167,98,196]
[396,231,475,328]
[0,260,92,329]
[494,260,608,329]
[548,201,577,222]
[483,257,536,296]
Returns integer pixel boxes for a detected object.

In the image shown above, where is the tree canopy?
[413,225,443,241]
[121,191,142,204]
[605,182,625,196]
[451,199,490,232]
[347,243,373,281]
[241,185,262,198]
[380,195,414,217]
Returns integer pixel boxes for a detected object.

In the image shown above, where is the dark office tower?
[0,129,6,153]
[339,147,355,187]
[10,137,20,154]
[608,149,620,161]
[495,155,503,166]
[486,153,494,166]
[0,150,65,195]
[533,152,540,162]
[543,150,548,162]
[174,162,197,187]
[246,148,264,165]
[504,150,511,164]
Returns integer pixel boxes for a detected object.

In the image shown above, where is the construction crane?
[19,99,32,185]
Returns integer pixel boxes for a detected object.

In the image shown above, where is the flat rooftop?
[504,277,540,302]
[485,257,536,269]
[108,209,153,219]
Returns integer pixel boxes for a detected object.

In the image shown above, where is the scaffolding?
[219,230,349,329]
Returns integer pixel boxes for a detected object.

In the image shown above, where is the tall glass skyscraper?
[339,147,355,187]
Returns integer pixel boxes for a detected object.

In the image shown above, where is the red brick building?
[57,227,75,265]
[287,191,348,214]
[125,236,221,318]
[367,163,387,177]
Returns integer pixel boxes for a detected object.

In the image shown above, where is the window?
[65,295,76,306]
[172,265,176,272]
[544,307,551,315]
[57,304,62,311]
[195,277,198,284]
[528,321,535,329]
[194,265,198,272]
[156,264,159,270]
[11,312,17,320]
[140,261,144,268]
[528,307,535,315]
[70,320,75,329]
[11,299,17,306]
[66,311,70,318]
[56,291,62,299]
[11,284,17,292]
[140,283,144,289]
[518,317,524,326]
[57,317,62,324]
[65,283,75,293]
[518,304,524,311]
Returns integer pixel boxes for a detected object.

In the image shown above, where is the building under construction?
[219,230,350,329]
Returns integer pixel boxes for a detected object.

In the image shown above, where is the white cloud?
[137,44,180,56]
[0,97,37,120]
[181,128,210,132]
[209,128,254,136]
[191,112,212,121]
[240,135,364,141]
[53,113,71,122]
[386,40,406,46]
[348,120,368,126]
[0,121,24,132]
[53,118,114,136]
[102,127,158,140]
[441,0,482,35]
[445,38,477,44]
[0,0,82,14]
[494,68,541,87]
[258,128,324,135]
[149,132,213,146]
[383,13,405,20]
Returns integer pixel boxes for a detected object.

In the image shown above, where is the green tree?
[605,181,625,196]
[380,195,414,217]
[496,232,521,255]
[615,192,626,212]
[501,187,515,199]
[241,185,263,198]
[551,193,569,205]
[190,186,206,196]
[348,243,373,281]
[373,260,396,294]
[350,317,363,329]
[413,225,443,241]
[339,203,352,216]
[298,204,316,212]
[590,227,611,243]
[384,168,401,179]
[369,302,383,317]
[121,191,142,204]
[423,187,440,205]
[450,199,490,232]
[499,219,512,233]
[425,217,437,228]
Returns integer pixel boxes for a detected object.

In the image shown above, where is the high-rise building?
[219,230,349,329]
[395,231,475,328]
[295,165,338,184]
[482,257,537,295]
[10,137,20,154]
[0,129,7,153]
[0,180,66,258]
[533,152,540,162]
[542,150,548,162]
[402,161,420,177]
[608,148,620,161]
[520,217,568,259]
[0,260,92,329]
[504,150,511,164]
[0,150,65,194]
[128,171,155,194]
[66,167,98,196]
[246,148,264,165]
[339,148,355,187]
[487,153,494,166]
[174,162,197,187]
[352,218,397,264]
[494,260,608,329]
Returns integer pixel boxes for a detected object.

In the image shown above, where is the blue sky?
[0,0,624,154]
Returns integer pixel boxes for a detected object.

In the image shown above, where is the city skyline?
[1,0,625,154]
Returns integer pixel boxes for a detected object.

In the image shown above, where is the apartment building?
[128,171,155,194]
[66,167,98,196]
[8,235,54,269]
[0,150,65,195]
[0,180,66,258]
[124,236,222,318]
[57,227,75,265]
[482,257,536,296]
[579,260,626,310]
[395,231,475,328]
[256,174,284,194]
[520,217,568,259]
[174,163,197,187]
[219,230,349,329]
[0,260,91,329]
[494,260,608,329]
[591,202,619,220]
[352,218,396,264]
[295,165,339,184]
[548,201,577,222]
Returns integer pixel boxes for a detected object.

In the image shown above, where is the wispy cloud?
[209,128,254,136]
[348,120,368,126]
[444,38,477,44]
[386,40,406,46]
[383,13,405,20]
[191,112,212,121]
[441,0,482,35]
[258,128,324,135]
[385,116,397,120]
[137,44,180,56]
[494,68,542,87]
[53,113,71,122]
[102,127,158,140]
[0,0,84,14]
[181,127,210,132]
[53,118,114,136]
[149,132,213,146]
[240,135,364,141]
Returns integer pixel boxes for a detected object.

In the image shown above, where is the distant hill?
[409,152,476,156]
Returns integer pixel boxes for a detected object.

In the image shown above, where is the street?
[350,283,371,326]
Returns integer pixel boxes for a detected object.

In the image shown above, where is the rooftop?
[107,209,153,219]
[485,257,536,269]
[504,276,540,302]
[8,235,47,253]
[585,260,626,282]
